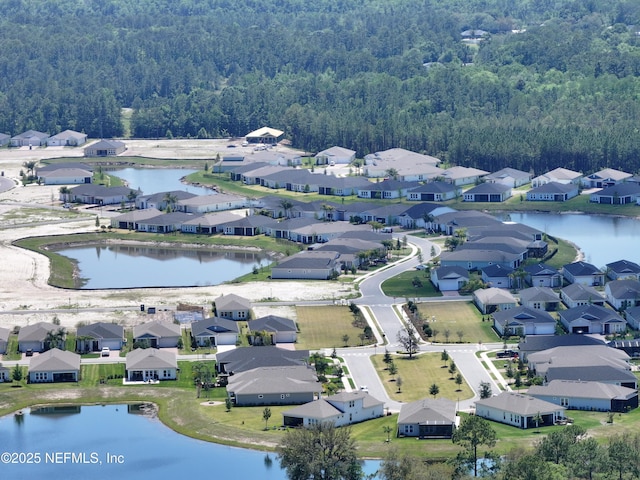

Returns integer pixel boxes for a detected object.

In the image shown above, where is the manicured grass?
[371,352,473,403]
[380,270,442,298]
[295,305,375,350]
[416,301,500,345]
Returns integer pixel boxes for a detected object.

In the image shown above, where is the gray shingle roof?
[248,315,297,333]
[476,391,563,416]
[126,348,177,370]
[18,322,57,342]
[133,321,180,339]
[192,317,239,336]
[398,398,456,425]
[226,366,320,395]
[528,380,637,401]
[77,322,124,340]
[29,348,80,372]
[216,346,309,374]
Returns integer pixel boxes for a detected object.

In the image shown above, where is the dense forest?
[1,0,640,174]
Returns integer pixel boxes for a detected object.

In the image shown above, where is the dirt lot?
[0,141,354,331]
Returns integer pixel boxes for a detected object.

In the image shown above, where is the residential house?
[357,179,419,199]
[221,214,274,236]
[484,167,531,188]
[463,183,512,202]
[583,168,632,188]
[125,348,177,382]
[271,251,341,280]
[84,139,126,156]
[315,175,371,197]
[47,129,87,147]
[136,212,201,233]
[357,203,411,226]
[28,348,80,383]
[473,287,518,315]
[315,146,356,165]
[624,306,640,330]
[440,248,523,271]
[38,167,93,185]
[518,335,605,360]
[524,263,562,288]
[76,322,124,353]
[432,211,502,235]
[560,283,605,308]
[430,266,469,292]
[475,392,565,429]
[245,126,284,145]
[191,317,239,347]
[397,203,456,230]
[0,133,10,146]
[247,315,298,344]
[136,190,197,210]
[406,182,459,202]
[492,306,556,337]
[531,167,583,188]
[528,380,638,413]
[559,304,626,334]
[0,365,9,382]
[176,193,247,213]
[481,264,514,289]
[181,211,243,234]
[228,162,271,181]
[363,148,442,181]
[396,398,457,439]
[0,327,9,354]
[249,150,302,166]
[545,365,637,389]
[111,208,163,230]
[11,130,49,147]
[282,391,384,427]
[605,279,640,310]
[609,337,640,357]
[590,183,640,204]
[312,237,388,270]
[227,366,321,406]
[18,322,61,353]
[526,182,579,202]
[215,346,309,376]
[563,261,605,286]
[215,293,252,321]
[606,259,640,281]
[240,165,289,186]
[441,166,488,186]
[133,321,181,348]
[527,345,631,378]
[62,185,136,205]
[519,287,561,311]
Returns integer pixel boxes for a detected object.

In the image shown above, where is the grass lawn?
[371,352,473,403]
[380,270,441,298]
[416,301,500,345]
[295,305,375,350]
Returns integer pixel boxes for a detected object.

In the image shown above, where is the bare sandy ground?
[0,141,354,331]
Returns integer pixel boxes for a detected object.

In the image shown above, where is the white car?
[415,264,427,270]
[101,347,110,357]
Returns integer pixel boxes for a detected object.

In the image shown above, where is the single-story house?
[215,293,252,321]
[76,322,125,352]
[396,398,457,439]
[84,139,126,156]
[11,130,49,147]
[524,263,562,288]
[545,365,638,390]
[590,183,640,205]
[397,203,455,230]
[133,321,181,348]
[28,348,80,383]
[315,146,356,165]
[518,334,605,360]
[62,185,136,205]
[18,322,61,353]
[583,168,632,188]
[531,167,582,188]
[0,366,9,382]
[135,190,197,210]
[560,283,606,308]
[135,212,202,233]
[484,167,531,188]
[363,148,441,180]
[563,261,605,286]
[38,167,93,185]
[519,287,561,311]
[111,208,163,230]
[605,279,640,310]
[430,266,469,292]
[473,287,518,315]
[527,345,631,377]
[0,327,9,355]
[528,380,638,413]
[176,193,248,213]
[215,346,309,375]
[559,304,627,335]
[606,259,640,281]
[247,315,298,344]
[492,306,556,337]
[245,126,284,145]
[432,210,502,235]
[406,182,459,202]
[526,182,579,202]
[463,183,512,202]
[227,366,321,406]
[480,264,514,289]
[439,249,523,271]
[475,392,565,429]
[357,179,419,199]
[624,306,640,330]
[221,214,274,236]
[282,391,384,427]
[441,166,488,186]
[47,129,87,147]
[180,211,242,234]
[125,348,177,382]
[271,251,341,280]
[0,133,10,146]
[191,317,239,346]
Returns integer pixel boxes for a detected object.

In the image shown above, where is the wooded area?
[1,0,639,174]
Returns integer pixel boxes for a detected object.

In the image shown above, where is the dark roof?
[37,162,93,174]
[138,190,198,203]
[528,182,578,194]
[493,306,555,326]
[518,335,605,356]
[464,183,511,195]
[592,183,640,197]
[77,322,124,339]
[408,181,456,194]
[248,315,297,333]
[563,261,602,277]
[560,304,625,324]
[606,279,640,299]
[141,212,202,226]
[560,283,604,302]
[606,259,640,275]
[433,265,469,279]
[400,202,448,219]
[69,184,135,197]
[481,264,514,276]
[546,365,637,384]
[216,346,309,373]
[360,178,419,192]
[192,317,239,336]
[524,263,559,276]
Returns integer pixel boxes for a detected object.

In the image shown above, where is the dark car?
[25,348,33,357]
[496,350,518,359]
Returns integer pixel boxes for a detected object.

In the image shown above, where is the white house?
[315,146,356,165]
[431,266,469,292]
[28,348,80,383]
[282,391,384,427]
[492,306,556,336]
[475,392,565,429]
[47,130,88,146]
[125,348,177,382]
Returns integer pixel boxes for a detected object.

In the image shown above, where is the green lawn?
[295,305,375,350]
[380,270,441,298]
[416,301,499,345]
[371,352,473,403]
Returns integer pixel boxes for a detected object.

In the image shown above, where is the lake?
[0,404,379,479]
[54,244,271,289]
[110,167,213,196]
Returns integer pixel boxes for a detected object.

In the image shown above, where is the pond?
[0,404,380,479]
[110,167,213,196]
[54,244,271,289]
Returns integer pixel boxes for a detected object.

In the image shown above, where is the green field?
[380,270,441,298]
[295,305,376,350]
[416,301,499,345]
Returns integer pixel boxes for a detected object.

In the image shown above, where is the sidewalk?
[479,350,512,392]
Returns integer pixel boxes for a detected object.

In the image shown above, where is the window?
[560,397,569,407]
[258,394,263,399]
[281,394,285,399]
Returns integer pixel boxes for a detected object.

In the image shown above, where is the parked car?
[101,347,110,357]
[415,264,427,270]
[25,348,33,357]
[496,350,518,359]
